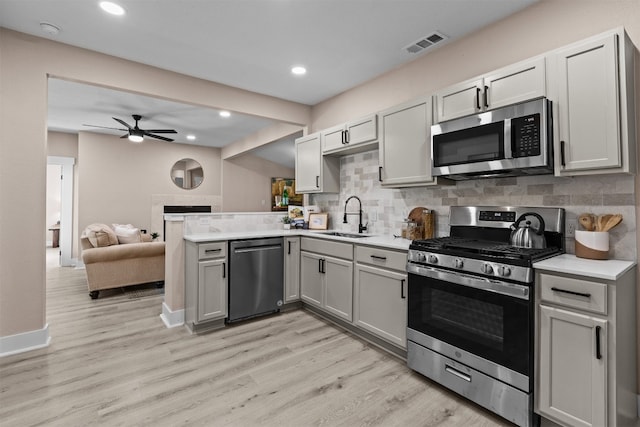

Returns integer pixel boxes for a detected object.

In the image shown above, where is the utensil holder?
[422,210,435,239]
[575,230,609,260]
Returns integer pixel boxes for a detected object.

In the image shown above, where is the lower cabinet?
[185,240,228,331]
[284,237,300,302]
[354,245,408,349]
[300,237,353,322]
[535,268,637,427]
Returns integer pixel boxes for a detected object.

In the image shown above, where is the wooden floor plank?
[0,249,512,426]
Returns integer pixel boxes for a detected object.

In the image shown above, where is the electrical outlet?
[566,220,576,237]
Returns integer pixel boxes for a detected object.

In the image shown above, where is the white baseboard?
[0,324,51,357]
[160,302,184,328]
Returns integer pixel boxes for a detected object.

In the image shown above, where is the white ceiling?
[0,0,538,168]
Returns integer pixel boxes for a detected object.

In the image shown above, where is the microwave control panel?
[511,113,540,158]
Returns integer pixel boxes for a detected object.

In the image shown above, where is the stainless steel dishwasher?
[228,237,284,323]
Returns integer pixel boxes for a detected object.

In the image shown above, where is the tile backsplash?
[311,150,637,261]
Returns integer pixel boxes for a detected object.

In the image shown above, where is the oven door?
[407,263,532,384]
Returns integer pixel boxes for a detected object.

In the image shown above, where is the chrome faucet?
[343,195,367,233]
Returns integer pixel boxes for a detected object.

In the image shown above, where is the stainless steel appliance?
[431,98,553,180]
[406,206,565,427]
[228,237,284,323]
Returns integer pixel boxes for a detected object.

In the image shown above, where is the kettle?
[510,212,547,249]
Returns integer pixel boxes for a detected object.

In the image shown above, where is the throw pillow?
[113,224,142,244]
[84,223,119,248]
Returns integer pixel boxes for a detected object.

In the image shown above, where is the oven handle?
[406,263,530,301]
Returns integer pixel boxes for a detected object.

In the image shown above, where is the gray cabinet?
[434,56,546,122]
[284,237,301,303]
[321,114,377,155]
[550,29,636,176]
[300,237,354,322]
[185,241,227,331]
[295,133,340,193]
[535,267,637,427]
[354,246,407,348]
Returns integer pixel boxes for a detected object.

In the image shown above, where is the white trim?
[160,302,184,328]
[47,156,75,267]
[0,324,51,357]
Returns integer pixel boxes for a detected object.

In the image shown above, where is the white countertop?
[183,229,412,251]
[534,254,636,281]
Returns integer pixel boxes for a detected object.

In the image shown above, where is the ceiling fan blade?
[120,133,129,139]
[145,133,174,142]
[82,124,128,131]
[113,117,132,129]
[145,129,177,134]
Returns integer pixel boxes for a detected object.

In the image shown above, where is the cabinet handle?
[560,141,566,167]
[401,279,406,299]
[318,258,322,273]
[483,85,489,108]
[205,248,221,253]
[445,365,471,382]
[378,166,383,182]
[551,287,591,298]
[321,259,326,274]
[595,326,602,360]
[222,262,226,279]
[341,130,346,144]
[315,175,320,188]
[288,241,291,255]
[476,87,481,110]
[344,129,350,144]
[370,255,387,261]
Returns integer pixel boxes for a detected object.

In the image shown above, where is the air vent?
[404,31,448,54]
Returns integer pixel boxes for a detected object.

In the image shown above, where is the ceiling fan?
[83,114,177,142]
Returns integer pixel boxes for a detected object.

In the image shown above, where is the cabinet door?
[346,115,377,146]
[354,264,407,348]
[554,33,621,173]
[198,259,227,322]
[284,237,300,302]
[434,78,483,122]
[484,57,546,110]
[379,98,433,186]
[321,125,346,153]
[323,256,354,322]
[538,305,607,427]
[300,251,323,307]
[295,134,322,192]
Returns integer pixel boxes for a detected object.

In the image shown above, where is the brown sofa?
[80,224,165,299]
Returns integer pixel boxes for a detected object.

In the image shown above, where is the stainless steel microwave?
[431,98,553,180]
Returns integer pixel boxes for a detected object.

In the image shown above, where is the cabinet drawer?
[539,273,607,315]
[198,242,227,260]
[301,237,353,260]
[356,246,407,272]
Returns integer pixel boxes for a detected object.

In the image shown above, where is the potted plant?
[281,216,292,230]
[150,232,160,241]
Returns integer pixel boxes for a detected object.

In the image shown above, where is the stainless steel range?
[406,206,565,427]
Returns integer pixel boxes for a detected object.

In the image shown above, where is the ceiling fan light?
[128,134,144,143]
[100,1,125,15]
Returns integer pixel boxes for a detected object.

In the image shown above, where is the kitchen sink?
[318,231,371,239]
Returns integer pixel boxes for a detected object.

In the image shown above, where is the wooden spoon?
[596,214,613,232]
[578,213,595,231]
[603,214,623,231]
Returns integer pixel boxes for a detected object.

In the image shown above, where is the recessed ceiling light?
[291,66,307,76]
[99,1,125,16]
[219,111,231,118]
[186,135,196,141]
[39,22,61,36]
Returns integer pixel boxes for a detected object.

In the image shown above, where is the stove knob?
[416,252,426,262]
[481,263,494,275]
[497,266,511,277]
[454,258,464,269]
[427,254,439,264]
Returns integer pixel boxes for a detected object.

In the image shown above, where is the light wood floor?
[0,249,511,426]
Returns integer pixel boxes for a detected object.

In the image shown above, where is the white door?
[295,134,322,192]
[284,237,300,302]
[300,251,323,307]
[323,256,354,322]
[198,259,227,321]
[434,78,483,122]
[484,57,546,110]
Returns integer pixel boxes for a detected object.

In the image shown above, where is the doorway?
[47,156,75,267]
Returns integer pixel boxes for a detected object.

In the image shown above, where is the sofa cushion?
[113,224,142,244]
[84,223,119,248]
[82,241,165,264]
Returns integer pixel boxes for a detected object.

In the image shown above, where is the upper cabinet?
[434,57,546,123]
[549,29,636,176]
[295,133,340,193]
[321,114,378,155]
[378,97,439,187]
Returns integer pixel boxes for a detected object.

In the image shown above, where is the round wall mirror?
[170,158,204,189]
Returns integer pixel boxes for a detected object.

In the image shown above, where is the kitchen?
[2,1,640,426]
